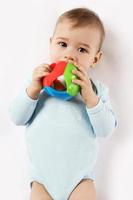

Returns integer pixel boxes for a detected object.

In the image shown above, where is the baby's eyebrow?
[56,37,69,41]
[78,42,91,49]
[56,37,91,49]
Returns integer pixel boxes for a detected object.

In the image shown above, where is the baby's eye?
[57,41,67,47]
[78,47,88,53]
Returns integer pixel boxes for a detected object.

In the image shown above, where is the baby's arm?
[9,63,51,126]
[86,81,117,137]
[9,78,38,126]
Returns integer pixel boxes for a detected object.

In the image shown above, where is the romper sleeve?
[9,73,39,126]
[86,80,118,137]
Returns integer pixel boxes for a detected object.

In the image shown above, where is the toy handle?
[64,63,80,96]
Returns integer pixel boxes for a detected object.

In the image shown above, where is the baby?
[9,7,117,200]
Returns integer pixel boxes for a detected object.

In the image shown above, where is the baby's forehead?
[54,21,101,48]
[55,20,101,37]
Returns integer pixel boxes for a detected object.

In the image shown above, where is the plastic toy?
[42,61,80,100]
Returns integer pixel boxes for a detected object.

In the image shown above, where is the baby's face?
[49,19,102,70]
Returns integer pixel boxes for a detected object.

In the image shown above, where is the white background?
[0,0,133,199]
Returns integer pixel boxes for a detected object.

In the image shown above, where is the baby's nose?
[64,56,74,63]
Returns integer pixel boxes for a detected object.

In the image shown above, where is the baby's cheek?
[50,52,61,62]
[50,54,58,63]
[83,60,93,69]
[50,47,58,61]
[77,60,88,69]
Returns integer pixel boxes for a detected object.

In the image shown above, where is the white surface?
[0,0,133,199]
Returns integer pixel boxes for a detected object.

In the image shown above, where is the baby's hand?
[72,64,99,108]
[27,63,51,99]
[31,63,51,91]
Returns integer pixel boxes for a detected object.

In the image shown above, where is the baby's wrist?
[85,95,99,108]
[26,85,41,100]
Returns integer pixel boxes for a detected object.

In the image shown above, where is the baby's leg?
[30,181,53,200]
[68,179,97,200]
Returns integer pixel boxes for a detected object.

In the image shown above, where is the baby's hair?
[54,7,105,51]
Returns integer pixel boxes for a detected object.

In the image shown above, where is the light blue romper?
[9,74,117,200]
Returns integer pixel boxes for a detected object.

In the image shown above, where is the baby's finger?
[72,69,85,81]
[39,70,50,77]
[72,79,85,87]
[76,65,87,76]
[36,65,51,73]
[39,63,49,67]
[34,70,50,79]
[41,63,52,71]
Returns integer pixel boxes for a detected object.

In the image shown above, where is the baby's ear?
[91,51,102,68]
[95,51,102,63]
[93,51,103,65]
[50,37,52,43]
